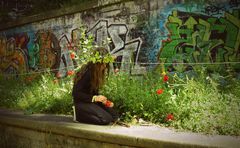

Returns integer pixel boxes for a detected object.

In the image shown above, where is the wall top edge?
[0,0,134,31]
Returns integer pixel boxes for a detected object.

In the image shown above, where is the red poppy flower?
[166,113,174,121]
[163,75,169,82]
[70,52,75,59]
[105,100,114,108]
[67,70,75,76]
[156,89,163,95]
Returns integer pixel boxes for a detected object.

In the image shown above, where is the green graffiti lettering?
[160,9,240,71]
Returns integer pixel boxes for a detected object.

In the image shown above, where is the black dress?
[72,65,118,125]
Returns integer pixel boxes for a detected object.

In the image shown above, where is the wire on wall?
[1,61,239,76]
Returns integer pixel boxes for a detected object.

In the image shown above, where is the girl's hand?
[93,95,107,103]
[92,95,114,107]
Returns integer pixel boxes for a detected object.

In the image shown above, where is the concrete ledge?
[0,108,239,148]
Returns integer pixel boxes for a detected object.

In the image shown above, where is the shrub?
[0,73,73,115]
[0,67,239,136]
[101,68,240,136]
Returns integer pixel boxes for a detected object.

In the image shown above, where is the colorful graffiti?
[0,30,62,77]
[1,0,240,77]
[0,18,145,77]
[87,20,143,72]
[0,36,28,76]
[159,9,240,71]
[58,34,75,77]
[129,0,240,70]
[34,30,61,72]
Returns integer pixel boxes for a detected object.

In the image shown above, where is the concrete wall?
[0,112,138,148]
[0,0,239,77]
[1,108,240,148]
[0,124,136,148]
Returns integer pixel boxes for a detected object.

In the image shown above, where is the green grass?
[0,73,73,115]
[0,67,239,136]
[101,68,240,136]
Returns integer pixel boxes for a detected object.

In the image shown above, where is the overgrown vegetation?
[0,66,239,136]
[0,73,73,115]
[101,66,240,136]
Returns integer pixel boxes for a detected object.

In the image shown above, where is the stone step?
[0,108,239,148]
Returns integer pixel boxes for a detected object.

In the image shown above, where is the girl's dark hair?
[74,47,110,92]
[90,47,110,91]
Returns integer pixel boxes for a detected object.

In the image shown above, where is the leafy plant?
[71,27,113,72]
[0,73,73,115]
[101,68,240,136]
[0,66,239,136]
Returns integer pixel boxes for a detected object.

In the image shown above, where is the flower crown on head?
[89,47,114,64]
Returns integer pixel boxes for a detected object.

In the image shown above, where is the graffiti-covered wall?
[0,0,239,77]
